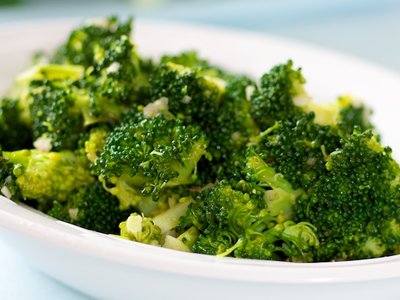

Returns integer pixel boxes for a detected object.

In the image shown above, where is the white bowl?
[1,19,400,300]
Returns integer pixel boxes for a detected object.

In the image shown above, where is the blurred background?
[1,0,400,70]
[1,0,400,299]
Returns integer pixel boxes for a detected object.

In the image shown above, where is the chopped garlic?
[1,186,11,199]
[33,136,52,152]
[143,97,169,118]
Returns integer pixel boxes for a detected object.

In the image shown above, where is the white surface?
[1,19,400,300]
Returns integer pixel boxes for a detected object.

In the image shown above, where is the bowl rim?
[2,18,400,285]
[2,195,400,285]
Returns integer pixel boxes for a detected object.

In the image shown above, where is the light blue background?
[1,0,400,299]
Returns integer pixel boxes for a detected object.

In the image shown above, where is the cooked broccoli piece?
[117,196,194,249]
[336,95,374,136]
[250,61,374,135]
[149,61,225,124]
[16,64,122,151]
[48,181,130,234]
[91,108,208,209]
[160,51,210,70]
[197,76,259,181]
[295,130,400,261]
[179,183,318,261]
[1,149,93,208]
[52,16,150,105]
[0,98,32,150]
[251,113,341,190]
[51,16,132,67]
[83,126,109,163]
[250,60,306,130]
[151,54,259,181]
[119,212,162,245]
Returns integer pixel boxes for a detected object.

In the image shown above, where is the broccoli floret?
[295,130,400,261]
[118,196,195,249]
[149,61,225,123]
[52,16,150,106]
[251,113,341,190]
[197,76,259,181]
[151,57,259,182]
[119,212,162,245]
[180,183,318,261]
[51,16,132,67]
[250,60,307,130]
[13,63,121,151]
[336,95,374,136]
[0,98,32,150]
[83,126,109,163]
[47,181,130,234]
[250,61,374,136]
[91,109,208,209]
[245,152,304,221]
[2,149,93,208]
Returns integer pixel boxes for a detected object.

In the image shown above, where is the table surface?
[1,0,400,299]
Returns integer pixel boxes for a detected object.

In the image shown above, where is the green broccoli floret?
[118,196,195,249]
[1,149,93,208]
[151,56,259,182]
[12,63,121,151]
[250,61,374,135]
[179,183,318,261]
[251,113,341,190]
[83,125,109,163]
[47,181,129,234]
[250,60,306,130]
[52,16,150,105]
[119,213,162,245]
[336,95,374,136]
[149,61,225,124]
[197,76,259,181]
[51,16,132,67]
[91,108,208,210]
[295,130,400,261]
[0,98,32,150]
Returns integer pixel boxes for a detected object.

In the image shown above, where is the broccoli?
[295,130,400,261]
[179,182,318,261]
[13,63,123,151]
[1,149,93,209]
[51,16,133,67]
[118,198,194,248]
[0,98,32,150]
[83,126,109,163]
[91,108,208,210]
[151,54,259,181]
[3,16,400,264]
[251,113,341,190]
[52,16,150,105]
[119,213,162,246]
[47,181,129,234]
[195,75,259,181]
[250,61,374,136]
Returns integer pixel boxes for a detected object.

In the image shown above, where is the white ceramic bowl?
[1,19,400,300]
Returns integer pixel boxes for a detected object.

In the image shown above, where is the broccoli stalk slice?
[100,174,150,210]
[153,198,194,234]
